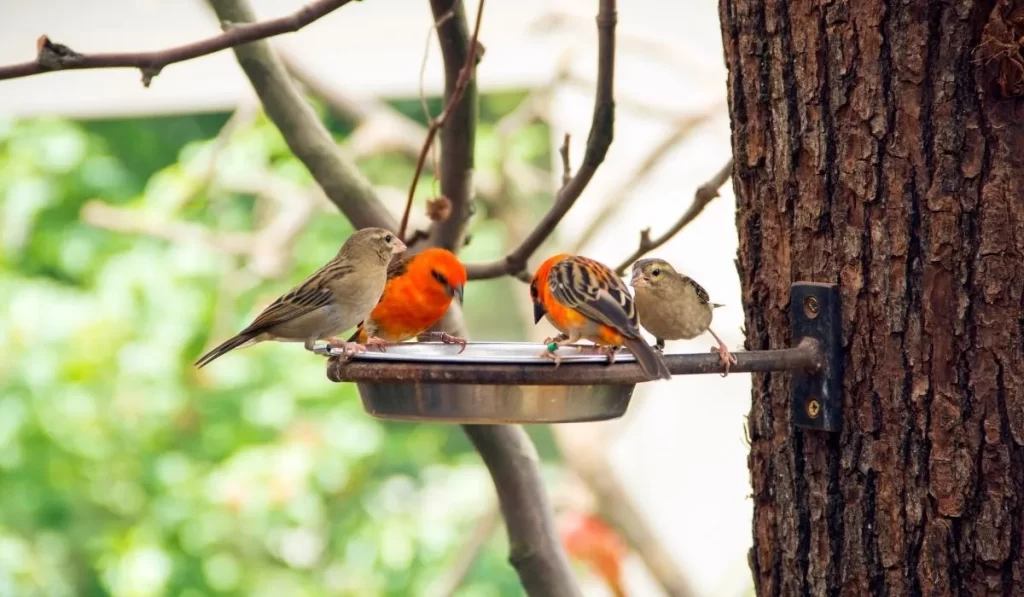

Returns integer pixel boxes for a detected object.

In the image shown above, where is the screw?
[806,398,821,418]
[804,296,819,319]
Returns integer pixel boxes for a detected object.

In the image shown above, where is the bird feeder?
[321,282,845,431]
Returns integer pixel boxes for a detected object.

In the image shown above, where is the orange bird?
[349,247,468,350]
[559,511,629,597]
[529,253,672,380]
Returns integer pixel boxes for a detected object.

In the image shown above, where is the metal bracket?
[789,282,844,432]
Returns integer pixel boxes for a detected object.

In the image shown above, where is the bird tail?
[623,336,672,381]
[195,333,257,369]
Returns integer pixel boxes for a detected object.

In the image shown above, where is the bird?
[194,227,406,368]
[629,257,737,376]
[529,253,672,381]
[347,247,468,351]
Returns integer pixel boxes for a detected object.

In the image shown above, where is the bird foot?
[538,346,563,367]
[597,345,618,366]
[327,338,368,359]
[364,336,389,353]
[417,331,468,354]
[710,342,738,377]
[538,335,577,366]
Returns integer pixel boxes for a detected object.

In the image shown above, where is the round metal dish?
[322,341,642,424]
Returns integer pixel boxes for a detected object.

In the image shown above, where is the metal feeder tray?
[319,282,843,427]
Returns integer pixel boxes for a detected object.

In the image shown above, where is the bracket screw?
[803,296,819,319]
[806,398,821,419]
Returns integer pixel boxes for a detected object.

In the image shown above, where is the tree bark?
[720,0,1024,595]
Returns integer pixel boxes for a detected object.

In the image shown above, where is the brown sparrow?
[630,258,737,376]
[195,227,406,368]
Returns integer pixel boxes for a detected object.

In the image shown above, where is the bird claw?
[327,339,369,360]
[417,331,469,354]
[539,347,563,367]
[364,336,389,352]
[598,345,618,366]
[710,343,738,377]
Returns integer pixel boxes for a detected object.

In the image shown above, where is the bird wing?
[548,256,641,337]
[683,275,711,305]
[242,260,356,335]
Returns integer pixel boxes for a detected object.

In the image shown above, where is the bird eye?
[432,269,449,286]
[652,268,661,277]
[385,234,393,243]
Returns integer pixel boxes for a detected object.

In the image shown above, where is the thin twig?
[464,0,617,282]
[559,133,572,188]
[571,105,723,253]
[426,502,501,597]
[554,427,699,597]
[399,0,486,242]
[0,0,354,85]
[207,0,398,231]
[612,158,733,275]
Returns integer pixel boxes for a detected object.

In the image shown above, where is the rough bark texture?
[720,0,1024,595]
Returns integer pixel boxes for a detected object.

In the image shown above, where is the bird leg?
[707,328,737,377]
[326,337,369,359]
[654,338,666,353]
[597,345,619,366]
[538,333,579,367]
[543,333,587,353]
[416,331,468,354]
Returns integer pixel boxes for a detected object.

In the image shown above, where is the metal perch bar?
[325,337,824,386]
[321,282,845,430]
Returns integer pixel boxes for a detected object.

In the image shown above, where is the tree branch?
[207,0,398,232]
[464,426,583,597]
[571,105,723,254]
[395,0,483,248]
[0,0,354,85]
[464,0,617,281]
[613,157,733,275]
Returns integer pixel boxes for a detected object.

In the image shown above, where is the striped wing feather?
[242,260,355,335]
[683,275,710,304]
[548,256,641,337]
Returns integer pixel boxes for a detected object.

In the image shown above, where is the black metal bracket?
[789,282,844,432]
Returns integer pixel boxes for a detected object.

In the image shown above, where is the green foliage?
[0,93,557,596]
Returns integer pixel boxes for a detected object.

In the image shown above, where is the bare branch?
[613,158,733,275]
[397,0,485,246]
[207,0,398,232]
[555,427,699,597]
[463,426,583,597]
[559,133,572,188]
[571,105,722,253]
[0,0,354,85]
[464,0,617,281]
[426,502,501,597]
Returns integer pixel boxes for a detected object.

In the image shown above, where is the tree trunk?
[719,0,1024,595]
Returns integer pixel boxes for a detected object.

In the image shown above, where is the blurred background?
[0,0,746,595]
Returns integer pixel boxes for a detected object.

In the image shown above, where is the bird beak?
[392,238,408,254]
[631,275,649,288]
[533,301,547,324]
[450,284,465,305]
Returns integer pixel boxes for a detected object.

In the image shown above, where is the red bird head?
[529,253,571,324]
[410,247,467,304]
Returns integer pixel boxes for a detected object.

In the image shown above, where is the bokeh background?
[0,0,747,595]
